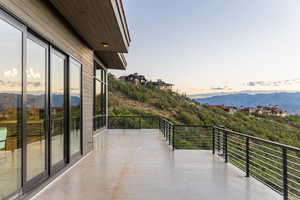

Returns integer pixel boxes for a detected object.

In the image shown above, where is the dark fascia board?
[96,51,127,70]
[112,0,131,47]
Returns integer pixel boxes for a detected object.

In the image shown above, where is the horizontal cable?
[250,170,283,193]
[249,151,283,166]
[287,173,300,182]
[289,191,300,200]
[288,184,300,196]
[227,146,246,157]
[288,165,300,175]
[249,142,282,155]
[287,178,300,189]
[250,164,283,184]
[228,153,246,164]
[287,159,300,169]
[249,160,283,178]
[250,146,283,161]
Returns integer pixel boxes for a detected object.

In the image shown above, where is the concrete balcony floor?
[33,129,282,200]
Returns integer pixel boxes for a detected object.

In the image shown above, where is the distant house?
[207,104,238,114]
[150,79,174,90]
[119,73,148,85]
[241,107,257,114]
[240,105,288,117]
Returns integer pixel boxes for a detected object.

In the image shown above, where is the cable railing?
[107,115,300,199]
[173,124,212,150]
[213,126,300,200]
[108,115,160,129]
[94,115,106,131]
[159,118,173,148]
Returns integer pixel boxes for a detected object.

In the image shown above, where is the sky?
[111,0,300,95]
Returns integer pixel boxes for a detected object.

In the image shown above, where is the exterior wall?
[0,0,94,154]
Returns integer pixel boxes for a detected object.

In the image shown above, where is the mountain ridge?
[195,92,300,113]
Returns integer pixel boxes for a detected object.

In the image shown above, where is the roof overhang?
[95,52,127,70]
[49,0,131,54]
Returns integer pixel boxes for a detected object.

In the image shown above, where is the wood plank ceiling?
[49,0,130,53]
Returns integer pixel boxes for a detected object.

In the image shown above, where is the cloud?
[28,81,42,87]
[210,86,232,91]
[4,68,18,78]
[27,68,41,79]
[246,79,300,87]
[6,81,21,87]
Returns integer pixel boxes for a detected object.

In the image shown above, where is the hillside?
[195,93,300,113]
[108,74,300,148]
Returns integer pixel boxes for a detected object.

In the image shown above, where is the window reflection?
[50,50,65,166]
[26,38,47,181]
[0,18,22,199]
[70,59,81,156]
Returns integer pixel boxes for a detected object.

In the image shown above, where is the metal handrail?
[214,126,300,153]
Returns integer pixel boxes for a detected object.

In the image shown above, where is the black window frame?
[93,61,107,133]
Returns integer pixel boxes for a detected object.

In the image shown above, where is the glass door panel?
[69,59,81,156]
[50,49,66,167]
[0,17,23,199]
[26,37,48,181]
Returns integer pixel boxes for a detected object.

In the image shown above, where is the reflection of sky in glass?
[51,52,64,94]
[27,39,46,94]
[0,19,22,93]
[70,60,81,96]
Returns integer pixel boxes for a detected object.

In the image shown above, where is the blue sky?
[112,0,300,95]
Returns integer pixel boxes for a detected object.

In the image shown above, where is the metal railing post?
[212,127,215,154]
[168,123,170,142]
[172,125,175,150]
[139,116,142,129]
[159,118,161,131]
[158,119,160,131]
[168,124,171,145]
[167,122,169,141]
[246,137,250,177]
[163,120,165,137]
[165,121,167,139]
[282,147,288,200]
[165,122,168,141]
[223,130,228,163]
[217,129,220,152]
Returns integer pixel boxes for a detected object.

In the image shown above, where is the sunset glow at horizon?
[112,0,300,95]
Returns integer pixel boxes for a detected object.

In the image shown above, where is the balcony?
[30,116,291,200]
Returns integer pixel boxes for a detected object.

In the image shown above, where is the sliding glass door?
[50,48,67,171]
[0,9,83,198]
[25,35,49,187]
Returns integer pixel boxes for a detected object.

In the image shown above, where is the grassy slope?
[108,74,300,148]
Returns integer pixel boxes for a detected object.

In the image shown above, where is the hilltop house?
[208,104,238,114]
[119,73,148,85]
[242,105,288,116]
[150,79,174,90]
[241,107,257,114]
[119,74,174,90]
[258,105,288,116]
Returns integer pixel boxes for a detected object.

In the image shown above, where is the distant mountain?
[195,92,300,113]
[0,93,80,109]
